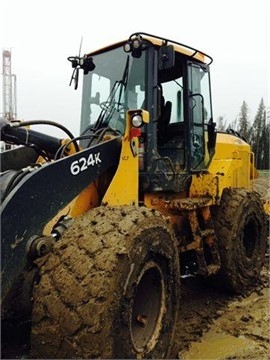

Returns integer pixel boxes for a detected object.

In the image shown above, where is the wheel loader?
[1,32,268,359]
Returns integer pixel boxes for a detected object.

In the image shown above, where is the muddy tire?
[31,206,180,359]
[211,188,267,294]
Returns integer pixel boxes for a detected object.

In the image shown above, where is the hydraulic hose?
[0,117,80,155]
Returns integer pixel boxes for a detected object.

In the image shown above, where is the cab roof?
[87,32,213,65]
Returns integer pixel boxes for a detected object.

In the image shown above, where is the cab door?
[187,62,213,170]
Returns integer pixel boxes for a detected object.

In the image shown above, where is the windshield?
[80,46,146,135]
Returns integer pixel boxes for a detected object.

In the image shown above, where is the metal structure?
[2,48,17,121]
[1,48,17,151]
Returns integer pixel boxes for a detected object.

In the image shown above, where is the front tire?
[212,188,267,294]
[31,206,180,359]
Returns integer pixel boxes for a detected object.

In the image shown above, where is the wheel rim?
[130,261,165,354]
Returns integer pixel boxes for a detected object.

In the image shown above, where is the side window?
[162,78,184,123]
[188,62,212,169]
[90,74,110,122]
[128,84,145,109]
[136,85,145,109]
[200,70,212,123]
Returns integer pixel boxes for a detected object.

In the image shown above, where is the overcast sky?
[0,0,269,137]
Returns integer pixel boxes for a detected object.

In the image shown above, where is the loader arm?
[1,137,121,299]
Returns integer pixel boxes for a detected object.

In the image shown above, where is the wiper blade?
[116,56,129,110]
[94,81,120,129]
[95,56,130,129]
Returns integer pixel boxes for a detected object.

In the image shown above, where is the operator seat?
[157,95,172,145]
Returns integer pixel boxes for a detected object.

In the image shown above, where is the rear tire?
[211,188,267,294]
[31,206,180,359]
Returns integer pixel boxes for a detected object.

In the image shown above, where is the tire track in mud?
[170,276,234,357]
[170,262,269,359]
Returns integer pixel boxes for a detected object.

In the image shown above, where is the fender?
[1,136,121,299]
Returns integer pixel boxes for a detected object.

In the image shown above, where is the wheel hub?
[130,261,165,354]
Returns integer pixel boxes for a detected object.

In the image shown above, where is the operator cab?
[79,32,216,193]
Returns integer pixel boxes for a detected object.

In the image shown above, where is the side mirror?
[159,45,175,70]
[68,55,95,90]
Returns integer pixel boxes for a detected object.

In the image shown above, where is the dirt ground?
[170,172,270,360]
[170,257,269,360]
[1,173,269,359]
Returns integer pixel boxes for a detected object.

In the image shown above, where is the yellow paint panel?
[43,182,99,235]
[102,110,143,206]
[190,133,253,202]
[102,137,139,206]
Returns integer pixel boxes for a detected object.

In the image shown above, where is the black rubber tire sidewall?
[114,216,180,358]
[212,188,267,293]
[31,206,180,359]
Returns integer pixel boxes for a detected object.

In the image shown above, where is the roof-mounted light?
[123,35,143,58]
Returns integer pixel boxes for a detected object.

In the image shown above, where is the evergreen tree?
[217,115,226,131]
[261,118,270,169]
[250,98,266,169]
[226,118,238,132]
[260,107,269,169]
[237,100,250,142]
[217,100,269,170]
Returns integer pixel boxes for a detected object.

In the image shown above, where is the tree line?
[216,98,270,170]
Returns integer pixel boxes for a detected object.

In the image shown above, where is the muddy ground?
[171,260,269,360]
[170,172,270,360]
[1,173,269,359]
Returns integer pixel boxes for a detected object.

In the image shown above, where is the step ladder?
[169,198,221,276]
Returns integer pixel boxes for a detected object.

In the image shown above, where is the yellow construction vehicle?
[1,32,268,359]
